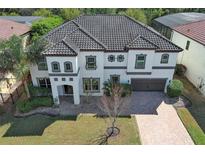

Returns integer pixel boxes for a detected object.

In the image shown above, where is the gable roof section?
[43,15,182,55]
[44,40,78,56]
[126,35,158,49]
[0,19,30,40]
[174,20,205,45]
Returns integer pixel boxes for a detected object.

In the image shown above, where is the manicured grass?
[177,108,205,145]
[174,75,205,132]
[0,114,140,145]
[16,97,53,113]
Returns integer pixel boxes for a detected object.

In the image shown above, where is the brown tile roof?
[174,20,205,45]
[0,19,30,40]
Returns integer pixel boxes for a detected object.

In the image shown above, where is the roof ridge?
[44,20,78,39]
[139,35,160,49]
[174,19,205,29]
[124,15,183,51]
[72,20,107,49]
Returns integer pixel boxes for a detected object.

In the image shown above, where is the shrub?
[29,84,51,97]
[16,97,53,113]
[0,106,5,115]
[103,80,132,97]
[167,80,184,97]
[175,64,187,76]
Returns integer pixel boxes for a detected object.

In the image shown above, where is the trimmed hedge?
[167,80,184,97]
[0,106,5,115]
[16,97,53,113]
[29,84,51,97]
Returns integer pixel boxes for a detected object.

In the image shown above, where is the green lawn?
[177,108,205,144]
[174,75,205,144]
[0,114,140,145]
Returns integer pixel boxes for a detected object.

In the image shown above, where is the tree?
[95,84,130,144]
[60,8,81,21]
[122,9,147,24]
[0,36,30,99]
[26,39,48,64]
[31,16,63,41]
[32,9,53,17]
[81,8,117,15]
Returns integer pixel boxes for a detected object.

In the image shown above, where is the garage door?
[131,78,166,91]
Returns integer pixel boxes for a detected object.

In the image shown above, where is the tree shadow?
[1,114,77,137]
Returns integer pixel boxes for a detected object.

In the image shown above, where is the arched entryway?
[57,85,74,104]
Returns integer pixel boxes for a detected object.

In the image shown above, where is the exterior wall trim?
[126,72,152,75]
[49,67,80,76]
[104,66,127,69]
[152,66,175,69]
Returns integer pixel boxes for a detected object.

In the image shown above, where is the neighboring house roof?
[174,20,205,45]
[0,19,30,40]
[154,12,205,29]
[0,16,43,26]
[43,15,182,56]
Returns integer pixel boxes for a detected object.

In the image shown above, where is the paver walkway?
[135,102,194,145]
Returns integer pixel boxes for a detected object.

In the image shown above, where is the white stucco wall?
[29,49,179,104]
[172,31,205,95]
[79,51,104,96]
[30,64,49,86]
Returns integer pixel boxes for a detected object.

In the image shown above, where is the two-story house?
[29,15,182,105]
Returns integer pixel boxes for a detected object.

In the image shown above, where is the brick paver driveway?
[133,92,194,145]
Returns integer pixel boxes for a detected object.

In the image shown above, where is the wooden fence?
[0,82,24,105]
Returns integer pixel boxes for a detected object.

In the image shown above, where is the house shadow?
[60,92,171,116]
[1,114,77,137]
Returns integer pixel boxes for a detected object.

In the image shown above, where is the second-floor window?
[38,57,48,70]
[51,62,60,72]
[64,61,73,72]
[161,54,169,64]
[185,40,190,50]
[86,56,96,70]
[135,54,146,69]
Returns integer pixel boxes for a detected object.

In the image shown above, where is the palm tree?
[0,35,31,99]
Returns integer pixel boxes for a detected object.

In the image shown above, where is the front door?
[64,85,73,95]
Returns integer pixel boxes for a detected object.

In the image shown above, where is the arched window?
[51,61,60,72]
[64,61,73,72]
[161,54,169,64]
[117,55,124,62]
[108,55,115,62]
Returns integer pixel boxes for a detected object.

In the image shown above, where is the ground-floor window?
[110,75,120,84]
[37,78,51,88]
[83,78,100,93]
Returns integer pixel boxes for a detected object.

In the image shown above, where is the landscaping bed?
[0,114,140,145]
[16,97,53,113]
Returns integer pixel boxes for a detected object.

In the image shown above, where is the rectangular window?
[86,56,96,70]
[37,78,51,88]
[83,78,100,93]
[135,54,146,69]
[161,54,169,64]
[185,40,190,50]
[37,57,48,70]
[110,75,120,84]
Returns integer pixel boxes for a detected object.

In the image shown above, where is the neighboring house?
[171,20,205,95]
[29,15,182,105]
[152,12,205,39]
[0,18,30,93]
[0,16,43,26]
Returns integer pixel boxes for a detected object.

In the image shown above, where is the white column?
[51,84,60,105]
[73,80,80,105]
